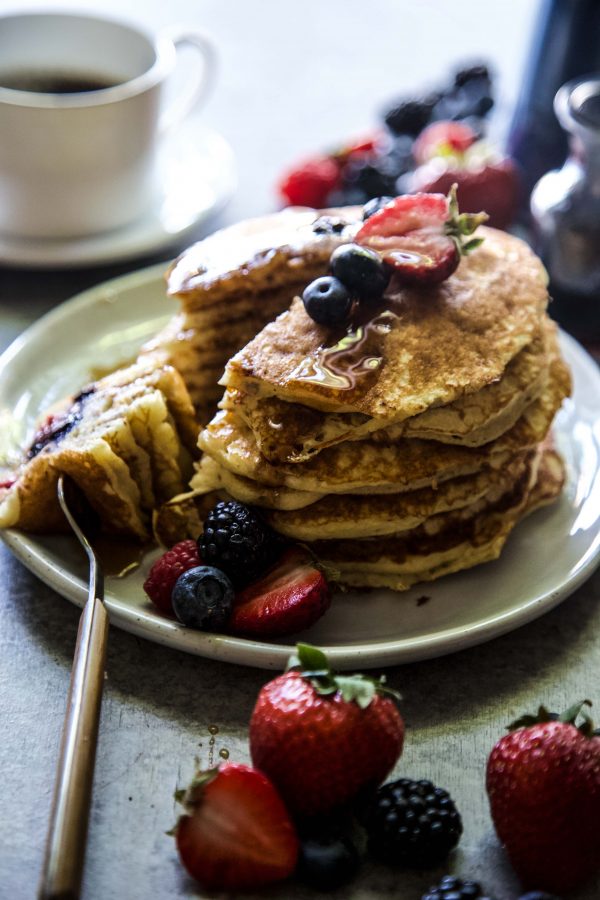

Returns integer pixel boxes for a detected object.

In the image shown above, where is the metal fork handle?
[38,593,109,899]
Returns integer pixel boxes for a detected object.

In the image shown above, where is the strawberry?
[486,700,600,894]
[355,187,487,285]
[409,123,519,229]
[278,155,341,208]
[174,763,299,891]
[229,546,331,637]
[332,130,385,163]
[412,120,478,164]
[249,643,404,817]
[411,157,519,230]
[143,540,201,615]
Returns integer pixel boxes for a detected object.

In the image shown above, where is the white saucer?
[0,122,236,269]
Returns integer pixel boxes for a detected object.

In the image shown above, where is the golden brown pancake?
[223,227,549,418]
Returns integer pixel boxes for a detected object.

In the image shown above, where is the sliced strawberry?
[175,763,299,891]
[376,228,460,285]
[356,188,487,286]
[356,192,448,242]
[413,120,477,164]
[229,546,331,637]
[278,156,340,208]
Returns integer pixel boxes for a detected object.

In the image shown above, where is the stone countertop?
[2,1,600,898]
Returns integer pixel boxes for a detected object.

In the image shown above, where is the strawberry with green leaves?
[250,643,404,817]
[486,700,600,894]
[173,763,299,891]
[355,186,487,285]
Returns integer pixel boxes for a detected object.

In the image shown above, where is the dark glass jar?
[530,77,600,341]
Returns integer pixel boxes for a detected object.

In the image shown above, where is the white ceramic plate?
[0,123,236,268]
[1,266,599,670]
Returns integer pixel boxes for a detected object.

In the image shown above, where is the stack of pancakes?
[189,223,570,590]
[0,206,571,594]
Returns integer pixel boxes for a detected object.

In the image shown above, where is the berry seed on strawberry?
[486,700,600,894]
[229,546,331,637]
[174,763,299,891]
[143,539,201,615]
[249,643,404,818]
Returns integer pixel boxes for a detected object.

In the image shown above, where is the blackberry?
[342,158,399,199]
[325,187,370,208]
[422,875,494,900]
[454,63,491,88]
[383,95,437,136]
[364,778,463,867]
[199,500,280,586]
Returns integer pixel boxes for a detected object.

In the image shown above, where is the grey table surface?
[2,1,600,898]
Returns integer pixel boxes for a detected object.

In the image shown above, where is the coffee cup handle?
[159,29,217,135]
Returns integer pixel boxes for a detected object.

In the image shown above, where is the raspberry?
[143,540,201,615]
[278,156,340,208]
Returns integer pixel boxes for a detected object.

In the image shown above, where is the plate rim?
[1,267,599,670]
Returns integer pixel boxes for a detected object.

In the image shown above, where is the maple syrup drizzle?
[288,308,397,391]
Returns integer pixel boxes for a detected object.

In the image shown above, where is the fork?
[38,476,109,900]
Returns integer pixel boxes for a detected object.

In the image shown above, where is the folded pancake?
[0,362,198,538]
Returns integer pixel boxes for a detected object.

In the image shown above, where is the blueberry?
[296,836,360,891]
[342,158,399,198]
[330,243,390,301]
[363,196,394,220]
[171,565,234,630]
[302,276,352,326]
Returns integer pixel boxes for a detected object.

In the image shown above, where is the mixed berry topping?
[302,188,486,327]
[362,777,463,868]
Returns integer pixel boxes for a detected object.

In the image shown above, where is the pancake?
[311,447,563,591]
[198,353,570,496]
[223,227,549,418]
[0,362,198,538]
[223,323,553,463]
[262,453,532,540]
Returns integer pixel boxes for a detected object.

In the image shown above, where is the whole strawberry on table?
[486,700,600,895]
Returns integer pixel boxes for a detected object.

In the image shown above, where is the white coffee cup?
[0,12,216,239]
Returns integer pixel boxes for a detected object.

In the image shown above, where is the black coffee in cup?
[0,70,120,93]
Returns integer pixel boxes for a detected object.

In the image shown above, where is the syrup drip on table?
[288,308,397,391]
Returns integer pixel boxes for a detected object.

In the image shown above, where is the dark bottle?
[531,78,600,341]
[507,0,600,216]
